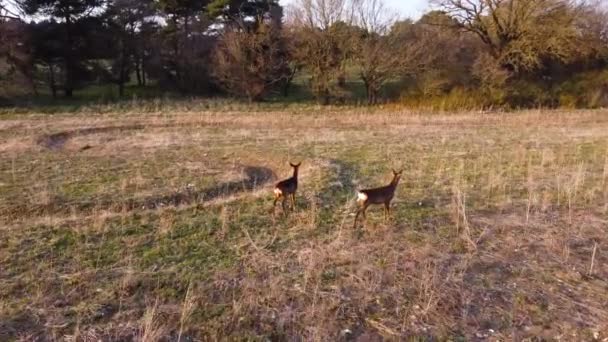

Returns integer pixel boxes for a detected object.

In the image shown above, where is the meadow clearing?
[1,104,607,340]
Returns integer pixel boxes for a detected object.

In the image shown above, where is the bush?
[399,87,497,111]
[554,70,608,108]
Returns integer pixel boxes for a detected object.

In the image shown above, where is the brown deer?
[273,162,301,214]
[354,169,403,228]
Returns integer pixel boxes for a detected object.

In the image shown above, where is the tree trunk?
[118,38,127,97]
[320,88,330,105]
[135,58,142,86]
[48,63,57,99]
[172,17,181,89]
[368,85,378,105]
[6,53,37,96]
[282,81,291,97]
[362,77,372,105]
[282,67,297,97]
[142,56,147,86]
[337,73,346,87]
[362,74,380,105]
[184,15,190,43]
[64,15,74,98]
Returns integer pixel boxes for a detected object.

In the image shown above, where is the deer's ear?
[290,162,301,167]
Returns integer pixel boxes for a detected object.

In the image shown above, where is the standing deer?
[354,169,403,228]
[273,162,301,214]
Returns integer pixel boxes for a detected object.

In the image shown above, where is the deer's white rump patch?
[357,192,368,202]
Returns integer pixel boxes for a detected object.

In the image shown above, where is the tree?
[350,0,400,104]
[573,4,608,66]
[208,0,281,30]
[212,0,289,101]
[157,0,207,39]
[156,0,213,93]
[213,23,290,101]
[400,12,481,96]
[31,20,63,98]
[287,0,351,104]
[281,25,304,97]
[133,20,160,87]
[106,0,155,96]
[19,0,104,97]
[432,0,585,77]
[328,20,358,87]
[0,16,35,100]
[293,0,350,30]
[1,0,22,19]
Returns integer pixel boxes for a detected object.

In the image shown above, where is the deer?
[273,162,301,214]
[353,169,403,228]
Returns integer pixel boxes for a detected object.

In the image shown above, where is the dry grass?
[1,106,608,340]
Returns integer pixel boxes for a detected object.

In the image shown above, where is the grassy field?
[1,106,607,340]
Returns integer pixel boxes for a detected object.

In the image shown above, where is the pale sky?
[383,0,429,18]
[279,0,430,19]
[3,0,431,20]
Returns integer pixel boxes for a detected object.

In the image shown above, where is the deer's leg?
[354,206,362,229]
[290,193,296,211]
[384,202,391,221]
[273,194,280,214]
[354,203,370,229]
[282,197,288,214]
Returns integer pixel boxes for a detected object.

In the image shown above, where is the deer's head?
[290,162,301,175]
[391,169,403,183]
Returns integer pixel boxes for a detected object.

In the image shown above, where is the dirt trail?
[35,121,220,151]
[37,125,145,151]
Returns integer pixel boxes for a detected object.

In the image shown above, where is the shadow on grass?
[4,165,276,219]
[135,165,276,210]
[314,159,360,230]
[0,312,45,341]
[319,159,358,199]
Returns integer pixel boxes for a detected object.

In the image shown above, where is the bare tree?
[406,12,483,95]
[351,0,393,33]
[213,24,290,102]
[432,0,587,74]
[287,0,352,104]
[350,0,401,104]
[574,2,608,61]
[0,15,35,99]
[1,0,22,19]
[291,0,351,30]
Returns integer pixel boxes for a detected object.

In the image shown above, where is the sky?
[280,0,430,19]
[2,0,431,21]
[379,0,429,18]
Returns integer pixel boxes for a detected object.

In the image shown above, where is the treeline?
[1,0,607,108]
